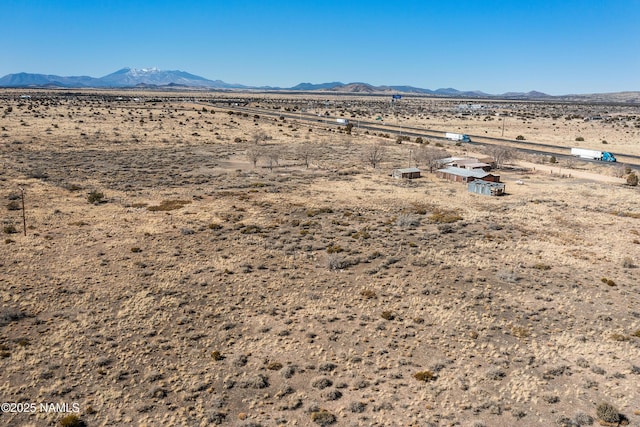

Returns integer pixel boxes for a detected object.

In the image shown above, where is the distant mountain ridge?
[0,67,637,101]
[0,67,245,89]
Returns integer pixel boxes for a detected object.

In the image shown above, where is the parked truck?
[445,132,471,142]
[570,147,616,162]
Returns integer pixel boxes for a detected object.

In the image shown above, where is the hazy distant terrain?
[2,68,639,103]
[1,89,639,427]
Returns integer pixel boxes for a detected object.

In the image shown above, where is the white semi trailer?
[445,132,470,142]
[336,118,349,125]
[570,148,616,162]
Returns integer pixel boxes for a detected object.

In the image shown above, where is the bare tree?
[252,130,269,145]
[365,143,386,169]
[483,145,515,169]
[564,156,576,169]
[246,146,262,168]
[265,147,280,172]
[416,147,449,173]
[613,165,627,178]
[296,144,315,169]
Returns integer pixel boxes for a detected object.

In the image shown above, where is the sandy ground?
[516,161,627,184]
[0,90,639,427]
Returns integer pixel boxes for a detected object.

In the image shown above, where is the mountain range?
[0,68,246,90]
[0,67,638,102]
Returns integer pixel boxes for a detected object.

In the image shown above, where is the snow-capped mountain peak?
[130,67,160,75]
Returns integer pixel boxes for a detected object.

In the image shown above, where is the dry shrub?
[596,402,620,424]
[326,244,344,254]
[267,362,283,371]
[240,224,262,234]
[610,333,629,342]
[327,254,348,270]
[360,289,377,299]
[349,401,367,413]
[413,371,435,382]
[600,277,616,287]
[311,410,336,426]
[311,377,333,389]
[3,225,17,234]
[573,412,593,425]
[87,190,104,204]
[396,214,421,227]
[511,326,530,338]
[59,415,85,427]
[622,257,636,268]
[351,229,371,239]
[0,308,28,326]
[381,311,395,321]
[6,201,20,211]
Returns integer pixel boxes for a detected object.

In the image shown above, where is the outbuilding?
[439,156,495,171]
[468,180,506,196]
[450,159,492,172]
[392,167,421,179]
[436,166,500,183]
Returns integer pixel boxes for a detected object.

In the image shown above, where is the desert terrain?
[1,89,639,427]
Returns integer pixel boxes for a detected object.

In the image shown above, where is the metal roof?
[438,157,469,164]
[394,167,421,173]
[460,162,491,168]
[468,180,504,188]
[437,166,490,178]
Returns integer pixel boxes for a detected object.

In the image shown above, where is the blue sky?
[2,0,639,95]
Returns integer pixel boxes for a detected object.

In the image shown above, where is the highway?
[198,102,640,168]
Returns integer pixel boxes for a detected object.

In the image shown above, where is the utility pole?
[502,116,506,137]
[20,187,26,236]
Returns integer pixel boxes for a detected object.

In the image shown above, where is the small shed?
[392,167,421,179]
[468,180,506,196]
[436,166,500,183]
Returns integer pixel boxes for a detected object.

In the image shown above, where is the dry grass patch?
[307,207,333,217]
[610,210,640,219]
[147,199,191,211]
[428,208,463,223]
[3,90,640,427]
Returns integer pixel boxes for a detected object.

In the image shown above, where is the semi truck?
[570,148,616,162]
[336,118,349,125]
[445,132,471,142]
